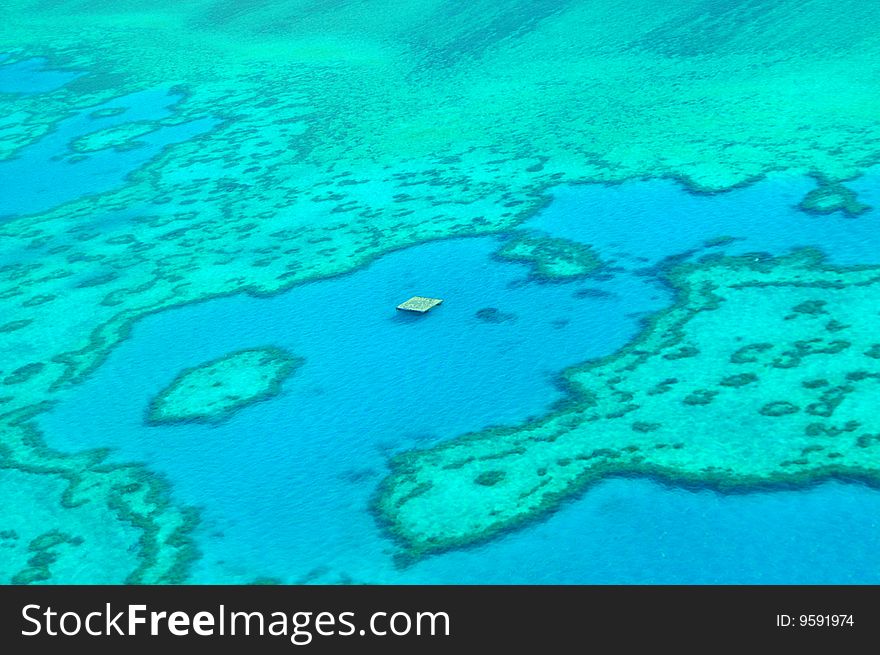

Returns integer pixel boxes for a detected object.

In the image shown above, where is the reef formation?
[1,0,880,582]
[495,232,602,281]
[147,347,302,425]
[798,179,871,218]
[375,250,880,558]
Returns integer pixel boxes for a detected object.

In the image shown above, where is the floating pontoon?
[396,296,443,313]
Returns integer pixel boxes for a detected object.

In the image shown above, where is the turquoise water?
[526,172,880,268]
[0,84,213,219]
[0,56,81,93]
[410,478,880,584]
[39,235,668,583]
[37,170,880,583]
[7,56,880,584]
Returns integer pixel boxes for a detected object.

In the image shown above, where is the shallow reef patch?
[798,180,871,218]
[494,231,603,282]
[147,347,303,426]
[375,249,880,559]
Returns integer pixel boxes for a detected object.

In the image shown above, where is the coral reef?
[495,232,603,281]
[147,347,302,425]
[799,180,871,217]
[475,307,517,323]
[0,421,198,584]
[11,530,84,584]
[2,0,880,581]
[375,250,880,558]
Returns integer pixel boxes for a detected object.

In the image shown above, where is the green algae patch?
[495,232,603,281]
[375,249,880,559]
[147,347,302,426]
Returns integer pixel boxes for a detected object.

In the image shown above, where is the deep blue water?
[38,168,880,584]
[39,236,670,583]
